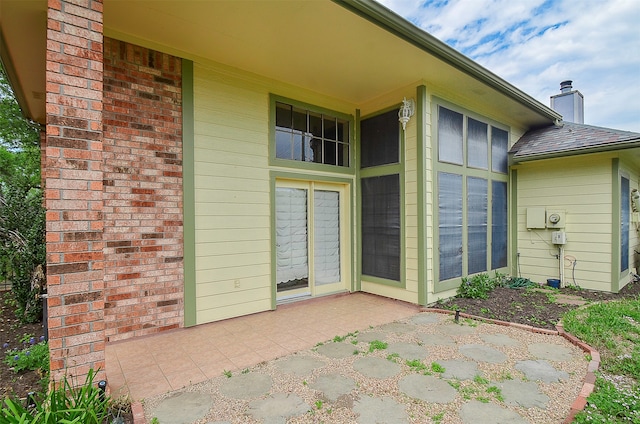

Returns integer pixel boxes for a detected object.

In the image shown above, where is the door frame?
[270,171,354,308]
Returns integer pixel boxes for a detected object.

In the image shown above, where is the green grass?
[562,298,640,423]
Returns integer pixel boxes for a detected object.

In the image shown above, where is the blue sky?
[378,0,640,132]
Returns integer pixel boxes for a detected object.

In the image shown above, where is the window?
[467,177,488,273]
[360,109,400,168]
[360,109,402,283]
[361,174,400,281]
[436,105,509,284]
[275,101,350,167]
[621,176,630,272]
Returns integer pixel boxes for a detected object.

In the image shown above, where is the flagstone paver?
[247,393,309,424]
[437,359,480,380]
[459,344,508,363]
[309,374,356,401]
[219,373,272,399]
[459,400,528,423]
[353,356,401,379]
[356,331,387,343]
[481,333,520,346]
[315,342,355,359]
[151,392,214,424]
[516,359,570,383]
[379,322,416,334]
[418,333,456,346]
[499,380,550,408]
[398,374,457,403]
[353,396,408,424]
[386,342,428,360]
[274,356,325,376]
[528,342,575,361]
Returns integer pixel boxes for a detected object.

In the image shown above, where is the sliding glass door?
[275,181,349,301]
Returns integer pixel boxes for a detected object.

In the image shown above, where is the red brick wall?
[45,0,105,381]
[102,38,183,341]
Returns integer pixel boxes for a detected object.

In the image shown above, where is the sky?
[377,0,640,133]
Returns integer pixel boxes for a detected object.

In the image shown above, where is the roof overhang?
[511,143,640,168]
[1,0,560,128]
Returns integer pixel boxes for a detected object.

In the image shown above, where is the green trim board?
[357,105,406,289]
[510,169,518,279]
[431,98,510,293]
[269,170,356,309]
[416,85,427,305]
[354,108,361,293]
[268,94,356,175]
[182,59,197,327]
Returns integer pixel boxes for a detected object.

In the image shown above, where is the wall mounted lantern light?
[398,97,415,131]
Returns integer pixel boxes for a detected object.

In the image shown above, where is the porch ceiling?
[1,0,558,128]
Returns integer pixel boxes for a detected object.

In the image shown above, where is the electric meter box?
[551,231,566,245]
[546,210,566,228]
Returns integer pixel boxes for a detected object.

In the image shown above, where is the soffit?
[1,0,556,128]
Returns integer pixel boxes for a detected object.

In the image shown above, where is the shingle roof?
[510,121,640,161]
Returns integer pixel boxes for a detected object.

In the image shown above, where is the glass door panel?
[276,187,309,295]
[314,190,340,285]
[275,181,349,301]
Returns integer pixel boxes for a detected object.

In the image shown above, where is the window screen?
[491,180,508,269]
[467,177,488,274]
[361,174,400,281]
[621,176,630,272]
[467,118,488,169]
[491,127,508,174]
[360,110,399,168]
[438,106,463,165]
[439,172,463,281]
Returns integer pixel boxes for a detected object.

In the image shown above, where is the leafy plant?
[368,340,387,353]
[430,362,445,373]
[405,359,429,373]
[0,369,110,424]
[456,273,497,299]
[4,334,48,374]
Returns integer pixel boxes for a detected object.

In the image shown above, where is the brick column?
[45,0,105,381]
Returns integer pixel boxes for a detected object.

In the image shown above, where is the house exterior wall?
[514,155,615,291]
[192,62,364,324]
[102,38,184,341]
[45,0,105,380]
[193,63,272,323]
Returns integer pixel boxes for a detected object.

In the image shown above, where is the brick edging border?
[420,308,599,423]
[129,307,598,424]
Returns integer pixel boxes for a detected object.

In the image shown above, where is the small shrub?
[456,273,496,299]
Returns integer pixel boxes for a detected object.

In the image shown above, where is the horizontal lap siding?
[516,157,612,291]
[193,64,270,324]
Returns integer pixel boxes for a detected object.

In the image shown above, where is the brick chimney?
[550,80,584,123]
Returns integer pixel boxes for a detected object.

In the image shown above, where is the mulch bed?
[440,278,640,330]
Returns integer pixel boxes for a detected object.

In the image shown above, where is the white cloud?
[378,0,640,132]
